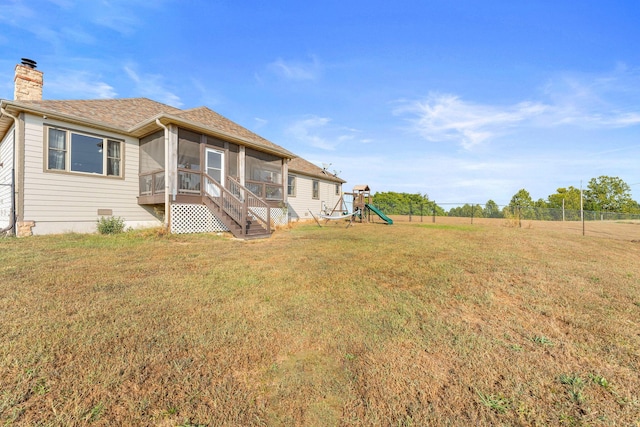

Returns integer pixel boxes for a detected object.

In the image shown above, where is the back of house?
[0,59,345,238]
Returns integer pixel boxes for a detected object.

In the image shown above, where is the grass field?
[1,220,639,426]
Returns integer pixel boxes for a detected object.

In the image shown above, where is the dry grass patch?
[1,223,639,426]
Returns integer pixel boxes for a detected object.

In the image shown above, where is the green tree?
[483,200,503,218]
[509,189,533,208]
[448,204,483,218]
[584,176,636,212]
[547,186,582,220]
[371,192,445,216]
[547,187,581,210]
[448,206,462,217]
[533,198,551,220]
[508,189,535,219]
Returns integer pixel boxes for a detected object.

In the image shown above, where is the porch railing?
[202,174,271,235]
[139,170,165,196]
[228,177,271,231]
[140,169,272,235]
[245,180,284,201]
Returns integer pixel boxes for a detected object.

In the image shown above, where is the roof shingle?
[288,157,345,183]
[2,97,344,183]
[14,98,181,129]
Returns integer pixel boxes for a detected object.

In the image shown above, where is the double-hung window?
[287,175,296,197]
[312,179,319,199]
[46,127,122,177]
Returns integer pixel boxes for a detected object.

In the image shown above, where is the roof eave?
[287,168,346,183]
[130,113,295,159]
[0,100,295,159]
[0,100,130,135]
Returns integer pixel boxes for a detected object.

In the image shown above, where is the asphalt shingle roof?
[174,107,283,152]
[288,157,345,183]
[2,97,344,183]
[15,98,180,129]
[5,98,292,156]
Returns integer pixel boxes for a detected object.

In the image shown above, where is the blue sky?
[2,0,639,205]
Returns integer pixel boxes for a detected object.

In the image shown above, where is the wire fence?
[441,203,640,222]
[378,203,640,241]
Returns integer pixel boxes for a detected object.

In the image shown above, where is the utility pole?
[580,180,584,236]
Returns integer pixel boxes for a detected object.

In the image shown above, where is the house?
[286,157,346,221]
[0,59,345,238]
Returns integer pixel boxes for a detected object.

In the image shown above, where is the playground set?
[311,184,393,226]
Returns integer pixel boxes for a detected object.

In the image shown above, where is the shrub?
[97,216,126,235]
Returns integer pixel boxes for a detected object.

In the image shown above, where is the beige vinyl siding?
[287,173,342,221]
[21,114,161,234]
[0,126,14,229]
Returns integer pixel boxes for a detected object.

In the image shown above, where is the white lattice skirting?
[171,203,230,234]
[250,206,288,227]
[270,208,288,226]
[170,203,288,234]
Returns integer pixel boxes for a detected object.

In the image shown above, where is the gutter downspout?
[155,119,170,231]
[0,107,18,236]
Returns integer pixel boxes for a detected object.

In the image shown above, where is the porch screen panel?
[178,129,200,170]
[139,131,164,173]
[206,136,225,149]
[245,148,282,184]
[228,143,239,178]
[207,137,239,178]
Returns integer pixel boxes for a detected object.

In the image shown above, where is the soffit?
[0,98,295,158]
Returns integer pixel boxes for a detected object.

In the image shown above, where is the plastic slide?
[365,204,393,224]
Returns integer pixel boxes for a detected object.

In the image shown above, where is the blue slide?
[365,204,393,224]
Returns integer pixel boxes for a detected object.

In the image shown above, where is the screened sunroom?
[137,127,287,206]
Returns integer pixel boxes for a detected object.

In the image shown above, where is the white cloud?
[86,0,172,35]
[254,117,268,128]
[286,116,335,150]
[189,77,221,107]
[395,93,549,150]
[267,56,321,81]
[44,0,73,7]
[540,66,640,127]
[61,26,96,44]
[124,65,182,107]
[396,67,640,151]
[285,115,363,151]
[0,0,34,25]
[46,70,116,98]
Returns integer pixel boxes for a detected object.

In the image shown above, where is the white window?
[46,127,122,177]
[288,175,296,197]
[312,180,319,199]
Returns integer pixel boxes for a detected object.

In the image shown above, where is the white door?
[205,148,224,197]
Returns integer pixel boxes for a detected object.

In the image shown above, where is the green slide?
[365,204,393,224]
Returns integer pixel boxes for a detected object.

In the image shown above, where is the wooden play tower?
[316,184,393,225]
[348,184,371,221]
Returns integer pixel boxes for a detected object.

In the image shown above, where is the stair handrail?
[202,173,246,233]
[227,176,271,232]
[202,174,272,235]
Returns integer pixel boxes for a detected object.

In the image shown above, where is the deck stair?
[202,174,272,239]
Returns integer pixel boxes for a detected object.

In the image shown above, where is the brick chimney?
[14,58,43,101]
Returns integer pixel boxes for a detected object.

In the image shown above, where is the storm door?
[205,147,225,197]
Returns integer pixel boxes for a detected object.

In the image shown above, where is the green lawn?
[1,223,639,426]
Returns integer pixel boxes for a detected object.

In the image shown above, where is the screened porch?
[137,128,286,206]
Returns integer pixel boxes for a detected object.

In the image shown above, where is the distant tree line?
[371,176,640,220]
[503,176,640,220]
[371,192,445,216]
